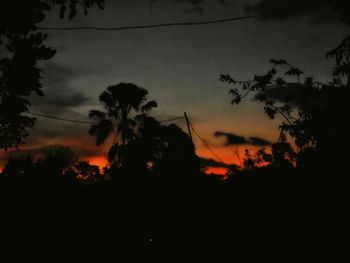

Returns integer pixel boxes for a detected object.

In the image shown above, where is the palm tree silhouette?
[89,83,157,167]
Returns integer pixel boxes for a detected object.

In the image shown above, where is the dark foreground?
[0,172,347,260]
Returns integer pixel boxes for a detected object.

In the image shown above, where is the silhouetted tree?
[88,85,201,185]
[0,0,105,150]
[1,154,36,178]
[132,116,199,183]
[89,83,157,170]
[0,146,81,196]
[31,147,80,189]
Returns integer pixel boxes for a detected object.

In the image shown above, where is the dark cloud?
[199,157,238,170]
[29,118,89,142]
[183,5,203,14]
[174,0,234,5]
[174,0,205,5]
[218,0,235,7]
[215,131,272,146]
[152,0,204,8]
[0,137,106,167]
[214,131,249,145]
[5,145,72,159]
[254,83,307,105]
[249,136,272,146]
[31,64,90,114]
[199,157,228,168]
[244,0,349,23]
[0,145,63,166]
[153,0,234,12]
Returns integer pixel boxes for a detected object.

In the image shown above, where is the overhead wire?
[159,116,185,123]
[188,120,226,164]
[27,111,184,125]
[38,14,263,31]
[27,111,96,124]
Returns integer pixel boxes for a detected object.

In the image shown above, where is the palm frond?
[89,110,106,120]
[108,143,119,163]
[141,100,158,112]
[99,91,115,110]
[108,83,148,111]
[89,119,114,145]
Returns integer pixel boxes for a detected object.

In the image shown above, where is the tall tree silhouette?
[0,0,105,150]
[89,83,157,168]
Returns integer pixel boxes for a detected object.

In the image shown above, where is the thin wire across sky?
[38,14,262,31]
[27,111,185,124]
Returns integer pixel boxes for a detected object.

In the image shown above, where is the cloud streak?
[214,131,272,146]
[152,0,234,13]
[30,64,90,114]
[249,136,273,146]
[0,134,107,168]
[199,157,238,170]
[214,131,249,145]
[244,0,349,23]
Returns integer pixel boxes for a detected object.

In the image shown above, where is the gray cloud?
[0,137,106,167]
[199,157,238,170]
[174,0,205,5]
[214,131,249,145]
[199,157,227,168]
[244,0,349,23]
[0,146,62,167]
[152,0,234,12]
[174,0,234,5]
[31,64,90,114]
[254,83,308,105]
[218,0,235,7]
[183,5,203,14]
[215,131,272,146]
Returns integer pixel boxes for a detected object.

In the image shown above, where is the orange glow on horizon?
[205,167,229,175]
[86,156,108,168]
[83,145,272,175]
[0,135,274,176]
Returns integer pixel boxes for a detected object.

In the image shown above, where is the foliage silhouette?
[89,83,158,169]
[133,116,199,184]
[88,84,201,186]
[327,35,350,87]
[0,147,81,194]
[0,0,104,150]
[221,49,349,176]
[74,161,103,181]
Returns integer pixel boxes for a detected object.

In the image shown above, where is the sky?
[0,0,349,171]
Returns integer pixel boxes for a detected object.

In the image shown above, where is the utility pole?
[184,112,193,145]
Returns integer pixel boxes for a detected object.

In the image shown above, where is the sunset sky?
[0,0,348,171]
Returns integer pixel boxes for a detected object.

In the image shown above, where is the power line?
[28,111,184,125]
[159,116,185,123]
[38,2,325,32]
[28,111,95,124]
[189,121,226,164]
[38,14,262,31]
